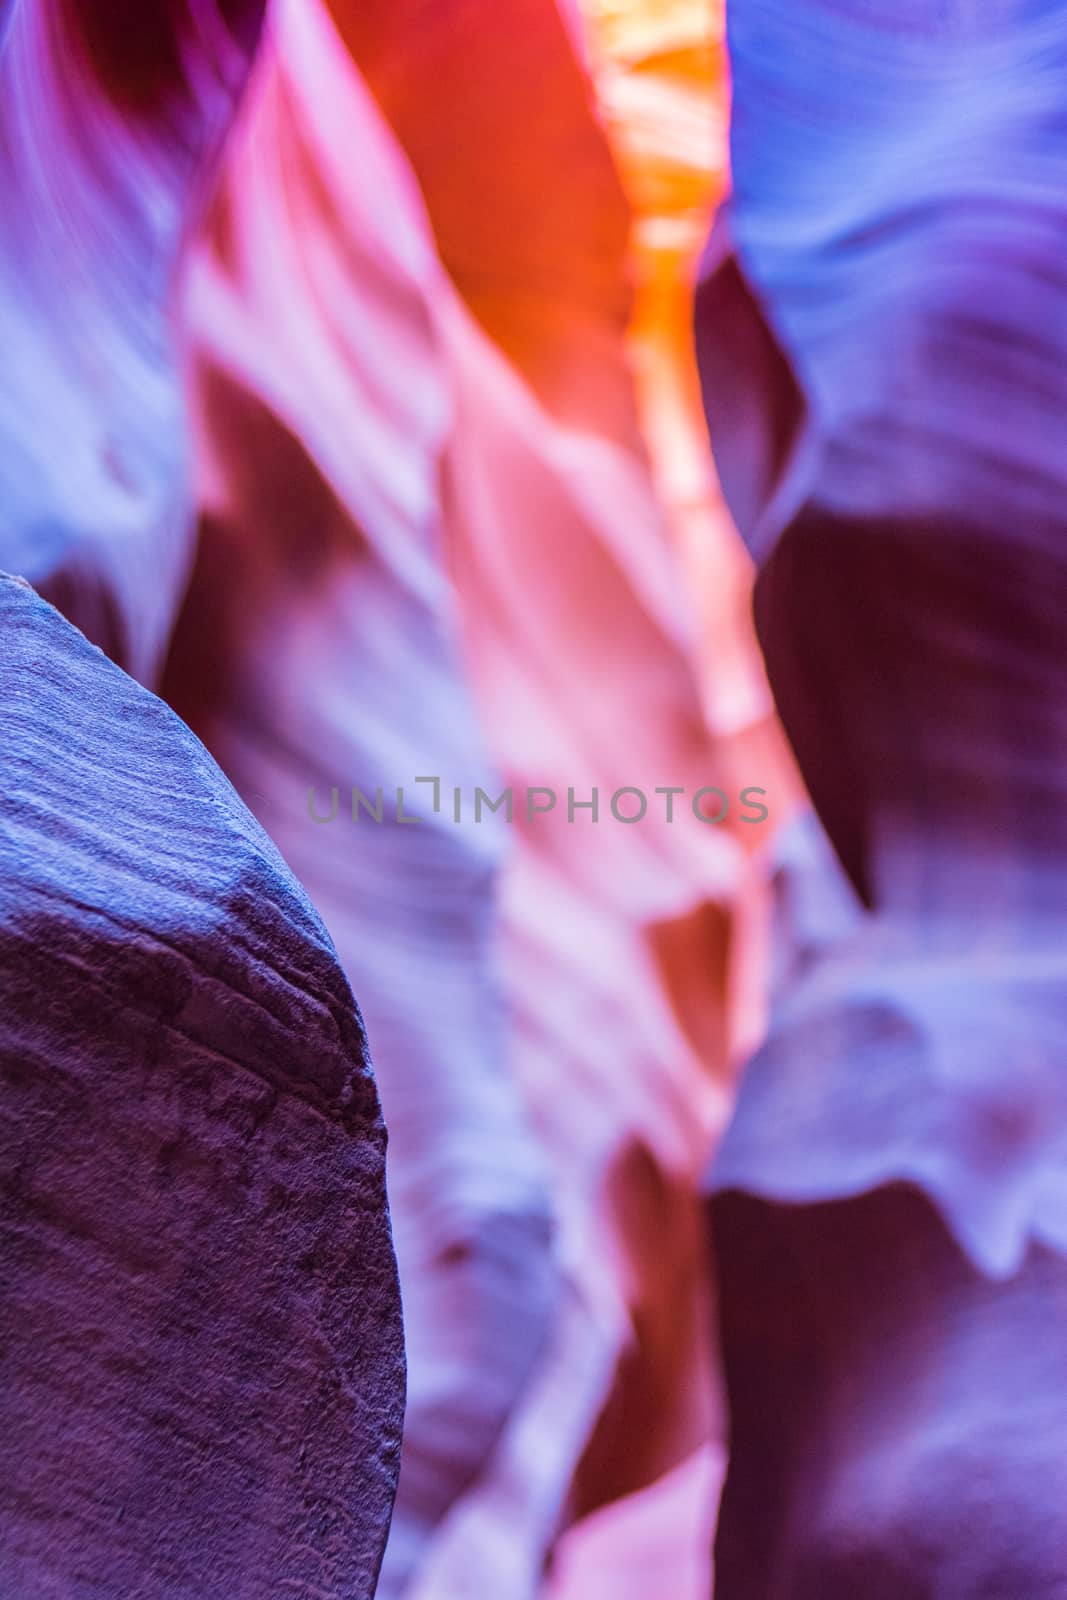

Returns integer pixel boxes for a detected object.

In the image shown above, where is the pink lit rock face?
[167,1,750,1594]
[166,5,557,1594]
[436,292,737,1582]
[696,0,1067,1591]
[0,576,404,1597]
[402,10,747,1575]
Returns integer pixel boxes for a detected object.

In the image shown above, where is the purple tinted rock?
[696,0,1067,1294]
[695,0,1067,1590]
[0,574,404,1597]
[713,1184,1067,1598]
[0,0,264,684]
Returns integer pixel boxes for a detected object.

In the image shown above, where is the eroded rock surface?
[0,575,404,1598]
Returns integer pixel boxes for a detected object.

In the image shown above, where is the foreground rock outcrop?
[0,574,404,1598]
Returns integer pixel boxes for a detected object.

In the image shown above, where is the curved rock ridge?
[168,9,559,1590]
[696,0,1067,1283]
[0,573,404,1599]
[695,0,1067,1591]
[0,0,265,684]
